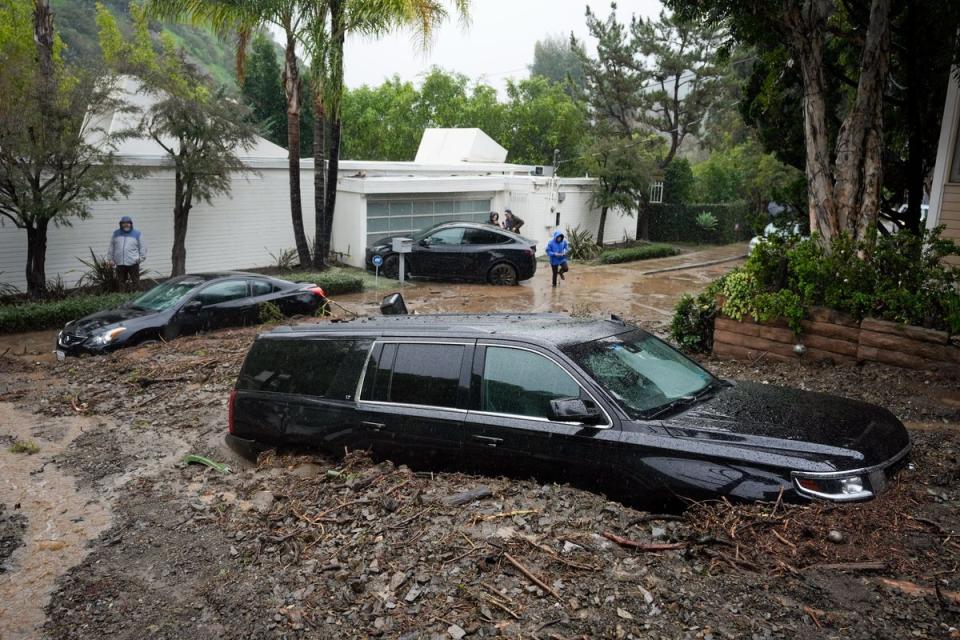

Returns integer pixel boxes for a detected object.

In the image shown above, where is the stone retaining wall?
[713,307,960,373]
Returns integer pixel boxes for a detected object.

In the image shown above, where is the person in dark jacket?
[545,230,569,287]
[503,209,524,234]
[106,216,146,290]
[487,211,500,226]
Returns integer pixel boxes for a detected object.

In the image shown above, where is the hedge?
[647,202,753,245]
[276,270,365,295]
[0,293,134,334]
[597,243,680,264]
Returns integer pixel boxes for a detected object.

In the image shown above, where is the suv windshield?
[130,278,204,311]
[564,330,715,419]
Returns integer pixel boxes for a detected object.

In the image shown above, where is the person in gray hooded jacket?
[106,216,146,290]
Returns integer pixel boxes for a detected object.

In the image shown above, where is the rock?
[827,530,844,544]
[250,491,275,514]
[651,526,668,540]
[403,585,422,603]
[616,607,634,620]
[448,624,466,639]
[562,541,583,554]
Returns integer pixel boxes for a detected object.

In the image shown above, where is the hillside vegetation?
[52,0,238,90]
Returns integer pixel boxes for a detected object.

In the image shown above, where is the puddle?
[0,403,112,640]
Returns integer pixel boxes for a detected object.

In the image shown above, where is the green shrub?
[695,211,719,235]
[564,225,601,260]
[77,249,122,292]
[597,243,679,264]
[715,227,960,334]
[647,202,751,244]
[670,276,728,353]
[257,301,284,324]
[279,270,364,295]
[0,292,135,333]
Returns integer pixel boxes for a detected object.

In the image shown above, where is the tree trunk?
[171,174,192,277]
[832,0,891,244]
[596,205,608,247]
[635,195,650,242]
[312,87,327,269]
[321,0,345,269]
[282,28,311,267]
[786,0,837,245]
[903,3,923,235]
[25,220,49,299]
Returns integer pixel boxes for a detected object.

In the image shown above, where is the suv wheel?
[488,262,518,286]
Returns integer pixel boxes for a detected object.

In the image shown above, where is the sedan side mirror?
[181,300,202,314]
[548,398,603,424]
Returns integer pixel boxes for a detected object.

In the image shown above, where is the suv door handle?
[362,421,385,432]
[472,435,503,447]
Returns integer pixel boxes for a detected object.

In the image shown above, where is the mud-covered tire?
[488,262,518,286]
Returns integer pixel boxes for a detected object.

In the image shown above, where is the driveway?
[337,243,749,328]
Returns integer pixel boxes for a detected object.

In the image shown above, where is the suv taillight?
[227,388,237,434]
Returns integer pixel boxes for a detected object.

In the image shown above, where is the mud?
[0,245,957,639]
[332,243,748,330]
[0,405,112,639]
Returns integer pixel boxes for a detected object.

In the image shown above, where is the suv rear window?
[360,343,465,409]
[237,338,372,400]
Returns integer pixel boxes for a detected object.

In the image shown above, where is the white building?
[0,86,632,289]
[925,69,960,266]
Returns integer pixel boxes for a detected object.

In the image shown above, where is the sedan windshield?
[564,330,715,419]
[129,278,204,312]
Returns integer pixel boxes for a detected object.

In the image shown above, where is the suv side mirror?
[418,238,429,247]
[548,398,603,424]
[380,293,408,316]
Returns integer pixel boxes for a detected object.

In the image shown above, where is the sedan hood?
[661,381,910,469]
[64,306,154,336]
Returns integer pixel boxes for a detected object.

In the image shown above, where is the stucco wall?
[0,167,316,290]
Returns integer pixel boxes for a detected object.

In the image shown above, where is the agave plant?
[77,248,121,292]
[564,225,602,260]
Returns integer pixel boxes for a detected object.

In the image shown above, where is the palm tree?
[303,0,470,268]
[145,0,313,267]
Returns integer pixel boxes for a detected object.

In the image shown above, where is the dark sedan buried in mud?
[56,272,326,358]
[226,310,911,506]
[365,222,537,285]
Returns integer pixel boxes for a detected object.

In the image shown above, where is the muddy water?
[0,404,113,639]
[0,329,59,364]
[332,243,748,325]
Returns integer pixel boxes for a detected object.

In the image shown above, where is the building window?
[366,196,493,243]
[649,181,664,204]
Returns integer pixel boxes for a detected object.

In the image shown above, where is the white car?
[748,222,803,252]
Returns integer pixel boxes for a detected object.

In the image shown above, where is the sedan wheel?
[382,254,400,279]
[488,262,518,286]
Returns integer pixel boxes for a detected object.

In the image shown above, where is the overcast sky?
[342,1,664,93]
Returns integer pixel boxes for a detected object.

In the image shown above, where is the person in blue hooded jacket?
[545,230,569,287]
[106,216,146,290]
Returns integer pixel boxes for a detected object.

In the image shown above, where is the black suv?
[227,314,910,506]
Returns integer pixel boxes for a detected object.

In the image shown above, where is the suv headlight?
[88,327,127,346]
[793,473,872,501]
